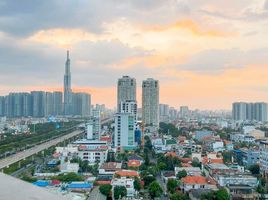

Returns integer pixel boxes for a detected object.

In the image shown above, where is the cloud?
[144,19,235,37]
[179,48,268,73]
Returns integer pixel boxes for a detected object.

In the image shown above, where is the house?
[175,167,202,176]
[111,177,135,198]
[204,163,230,176]
[180,176,217,192]
[99,162,122,176]
[127,160,142,168]
[161,171,176,183]
[115,170,139,178]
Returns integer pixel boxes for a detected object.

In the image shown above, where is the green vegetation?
[167,179,180,194]
[0,121,78,156]
[99,184,112,197]
[143,175,156,187]
[201,188,230,200]
[156,153,181,170]
[71,158,99,175]
[159,122,180,137]
[222,151,232,163]
[148,181,163,199]
[170,193,189,200]
[3,157,32,174]
[134,177,142,191]
[176,170,187,180]
[21,174,38,183]
[113,186,127,199]
[248,164,260,175]
[52,172,84,182]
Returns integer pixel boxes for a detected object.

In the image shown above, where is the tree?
[158,162,167,171]
[114,186,127,199]
[191,159,201,168]
[148,181,163,199]
[177,170,187,179]
[170,193,189,200]
[248,164,260,175]
[143,175,156,187]
[54,172,83,182]
[134,177,142,191]
[216,188,230,200]
[201,188,229,200]
[167,179,179,194]
[99,184,112,197]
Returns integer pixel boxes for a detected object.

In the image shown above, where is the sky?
[0,0,268,110]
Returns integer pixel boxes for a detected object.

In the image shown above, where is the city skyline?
[1,1,268,109]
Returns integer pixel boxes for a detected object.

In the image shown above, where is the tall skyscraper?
[117,76,136,111]
[232,102,268,122]
[0,96,5,116]
[31,91,46,117]
[142,78,159,127]
[159,104,169,122]
[64,50,73,115]
[72,93,91,116]
[52,92,63,116]
[232,102,247,121]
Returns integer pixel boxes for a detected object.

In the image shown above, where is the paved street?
[0,129,83,170]
[88,186,106,200]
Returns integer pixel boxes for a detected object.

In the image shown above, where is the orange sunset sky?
[0,0,268,110]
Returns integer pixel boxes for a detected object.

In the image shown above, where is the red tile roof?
[115,170,139,177]
[202,157,224,164]
[181,176,207,184]
[165,152,178,157]
[96,181,111,185]
[127,160,141,167]
[179,157,192,163]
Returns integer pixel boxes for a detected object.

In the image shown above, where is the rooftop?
[0,173,67,200]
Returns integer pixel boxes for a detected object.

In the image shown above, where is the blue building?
[233,149,259,167]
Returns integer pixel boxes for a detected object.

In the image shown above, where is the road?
[0,129,83,170]
[88,186,106,200]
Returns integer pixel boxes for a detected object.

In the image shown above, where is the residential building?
[259,140,268,177]
[180,176,217,192]
[114,113,135,151]
[232,102,268,122]
[142,78,159,127]
[215,174,258,187]
[117,76,136,111]
[159,104,169,122]
[111,177,135,198]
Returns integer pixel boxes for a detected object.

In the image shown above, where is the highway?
[0,129,83,170]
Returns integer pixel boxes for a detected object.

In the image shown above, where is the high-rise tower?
[117,76,136,111]
[142,78,159,127]
[64,50,73,115]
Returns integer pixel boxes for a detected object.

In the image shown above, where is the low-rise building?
[215,173,258,187]
[180,176,217,192]
[175,167,201,176]
[99,162,122,176]
[111,177,135,198]
[260,140,268,177]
